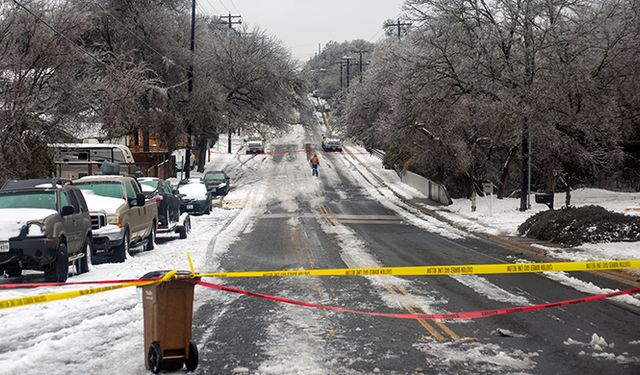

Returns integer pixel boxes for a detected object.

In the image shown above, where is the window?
[66,191,81,213]
[125,181,136,200]
[0,192,56,210]
[60,191,70,209]
[75,182,124,199]
[204,172,226,181]
[73,190,88,213]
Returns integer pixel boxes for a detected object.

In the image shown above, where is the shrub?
[518,205,640,246]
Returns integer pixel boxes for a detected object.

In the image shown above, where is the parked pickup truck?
[0,179,92,282]
[74,176,158,263]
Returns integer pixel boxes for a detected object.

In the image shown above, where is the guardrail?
[400,171,453,205]
[366,148,452,206]
[370,148,385,161]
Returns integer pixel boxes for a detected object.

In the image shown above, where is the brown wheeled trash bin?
[140,271,200,373]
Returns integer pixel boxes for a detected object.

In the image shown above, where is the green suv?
[0,179,92,282]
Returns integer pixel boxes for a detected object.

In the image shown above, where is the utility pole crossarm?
[218,13,242,29]
[384,18,412,40]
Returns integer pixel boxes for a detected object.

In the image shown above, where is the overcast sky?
[200,0,406,62]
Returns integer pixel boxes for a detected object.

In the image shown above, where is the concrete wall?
[400,171,453,206]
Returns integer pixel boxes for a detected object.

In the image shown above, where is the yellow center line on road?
[382,284,445,341]
[289,223,337,340]
[396,285,463,341]
[320,200,463,342]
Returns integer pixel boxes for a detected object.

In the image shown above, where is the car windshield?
[75,182,124,199]
[0,191,57,210]
[204,173,226,182]
[139,180,159,192]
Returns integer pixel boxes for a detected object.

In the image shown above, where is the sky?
[199,0,406,62]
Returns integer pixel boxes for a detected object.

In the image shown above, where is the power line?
[367,11,403,43]
[11,0,112,71]
[216,0,230,13]
[228,0,241,14]
[199,0,219,15]
[88,0,189,73]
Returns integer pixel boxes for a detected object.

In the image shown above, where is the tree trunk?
[497,144,518,199]
[197,136,207,172]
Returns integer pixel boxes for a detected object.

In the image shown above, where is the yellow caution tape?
[0,280,157,310]
[196,260,640,278]
[187,250,196,277]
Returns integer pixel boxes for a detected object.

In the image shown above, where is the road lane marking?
[396,285,462,341]
[382,284,445,341]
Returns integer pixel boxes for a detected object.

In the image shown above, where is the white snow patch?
[450,275,531,305]
[543,271,640,307]
[414,340,539,372]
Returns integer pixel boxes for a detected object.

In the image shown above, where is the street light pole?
[184,0,196,179]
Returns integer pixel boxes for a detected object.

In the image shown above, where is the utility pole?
[218,13,242,153]
[338,61,344,89]
[384,18,412,40]
[184,0,196,178]
[354,50,369,83]
[341,56,356,89]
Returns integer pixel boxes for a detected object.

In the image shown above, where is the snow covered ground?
[1,120,638,373]
[336,143,640,264]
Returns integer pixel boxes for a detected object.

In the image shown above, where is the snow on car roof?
[177,181,207,200]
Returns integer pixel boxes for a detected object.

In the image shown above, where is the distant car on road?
[0,179,92,282]
[321,136,343,152]
[203,171,230,196]
[177,178,212,215]
[245,138,265,154]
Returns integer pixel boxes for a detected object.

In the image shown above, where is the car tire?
[4,263,22,278]
[44,243,69,282]
[185,341,199,371]
[148,342,163,374]
[146,222,156,251]
[178,217,189,239]
[113,230,129,263]
[77,238,92,274]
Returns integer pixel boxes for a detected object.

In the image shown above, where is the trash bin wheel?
[185,341,199,371]
[148,342,163,374]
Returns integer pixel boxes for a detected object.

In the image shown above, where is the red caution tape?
[0,277,161,290]
[194,280,640,321]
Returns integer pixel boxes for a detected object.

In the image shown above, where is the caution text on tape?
[196,259,640,278]
[0,280,156,310]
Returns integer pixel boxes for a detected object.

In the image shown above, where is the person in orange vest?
[310,153,320,177]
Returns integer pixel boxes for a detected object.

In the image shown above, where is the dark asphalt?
[192,125,640,374]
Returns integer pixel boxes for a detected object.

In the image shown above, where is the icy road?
[1,121,639,374]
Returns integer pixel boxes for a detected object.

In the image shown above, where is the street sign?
[482,182,493,194]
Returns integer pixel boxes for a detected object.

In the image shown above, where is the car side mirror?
[61,205,75,216]
[136,193,146,207]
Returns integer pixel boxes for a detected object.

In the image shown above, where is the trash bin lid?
[140,270,195,280]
